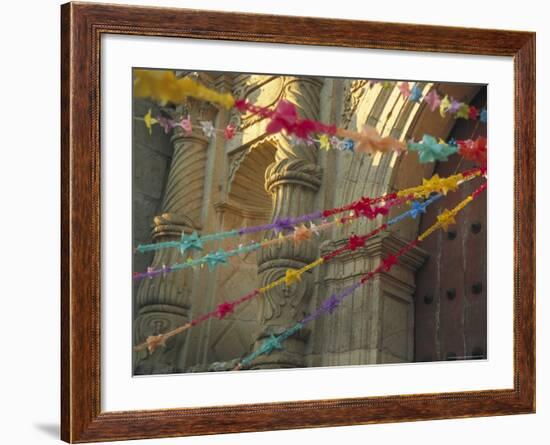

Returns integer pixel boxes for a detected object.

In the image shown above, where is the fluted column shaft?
[133,98,217,374]
[252,77,324,369]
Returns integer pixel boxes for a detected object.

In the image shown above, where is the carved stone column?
[133,96,217,374]
[252,77,324,369]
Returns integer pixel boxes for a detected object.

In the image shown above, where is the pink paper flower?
[264,100,337,140]
[178,115,192,135]
[424,89,441,112]
[398,82,411,99]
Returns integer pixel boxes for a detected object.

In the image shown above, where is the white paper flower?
[200,121,216,138]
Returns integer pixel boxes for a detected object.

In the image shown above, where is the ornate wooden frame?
[61,2,535,442]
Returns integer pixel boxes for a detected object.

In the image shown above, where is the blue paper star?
[341,138,355,152]
[203,249,228,269]
[410,200,428,219]
[409,85,422,102]
[280,323,303,341]
[179,231,203,254]
[407,135,458,163]
[260,335,284,355]
[480,108,487,123]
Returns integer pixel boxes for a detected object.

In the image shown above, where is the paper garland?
[350,79,486,122]
[234,182,487,369]
[136,109,240,141]
[135,168,483,257]
[137,106,487,169]
[131,70,490,364]
[133,197,408,281]
[134,185,469,354]
[133,71,487,160]
[133,71,486,127]
[133,69,234,109]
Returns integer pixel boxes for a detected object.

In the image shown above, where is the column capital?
[150,212,198,241]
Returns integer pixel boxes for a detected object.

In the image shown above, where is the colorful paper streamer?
[135,168,483,256]
[234,182,487,369]
[134,187,461,354]
[134,70,486,160]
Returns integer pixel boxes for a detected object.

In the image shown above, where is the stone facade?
[132,71,485,374]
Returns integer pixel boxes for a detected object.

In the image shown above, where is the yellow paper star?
[143,108,158,135]
[439,94,451,118]
[319,134,331,151]
[285,268,302,286]
[441,175,461,195]
[437,209,457,231]
[421,174,443,197]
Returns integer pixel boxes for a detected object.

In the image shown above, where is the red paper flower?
[265,100,336,140]
[234,98,248,112]
[224,124,236,140]
[468,106,480,121]
[457,136,487,167]
[348,234,366,251]
[381,254,398,272]
[216,301,236,319]
[266,100,298,134]
[351,197,373,218]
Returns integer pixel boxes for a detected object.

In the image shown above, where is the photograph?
[131,68,488,375]
[1,0,545,442]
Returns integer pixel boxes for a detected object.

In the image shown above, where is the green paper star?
[407,135,458,163]
[179,231,203,254]
[203,249,228,269]
[456,103,470,119]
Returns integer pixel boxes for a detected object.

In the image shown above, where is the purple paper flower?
[157,115,175,134]
[273,217,294,233]
[321,295,341,314]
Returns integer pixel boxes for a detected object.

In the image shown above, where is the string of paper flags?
[133,198,402,281]
[135,194,434,353]
[132,70,489,364]
[134,70,487,126]
[134,168,484,260]
[136,109,241,140]
[133,70,487,161]
[134,173,484,354]
[138,105,487,167]
[233,182,487,370]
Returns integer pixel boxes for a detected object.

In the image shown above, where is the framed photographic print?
[61,2,535,442]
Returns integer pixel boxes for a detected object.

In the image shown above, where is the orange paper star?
[293,224,312,244]
[145,334,167,354]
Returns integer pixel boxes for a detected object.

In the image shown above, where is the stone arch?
[308,81,484,367]
[226,137,278,221]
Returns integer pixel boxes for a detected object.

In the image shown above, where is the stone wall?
[132,98,173,312]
